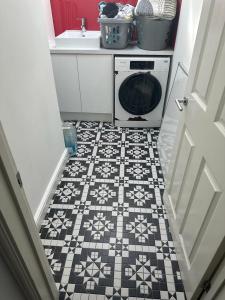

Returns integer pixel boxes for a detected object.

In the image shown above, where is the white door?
[163,0,225,299]
[0,122,58,300]
[51,54,82,112]
[77,55,113,114]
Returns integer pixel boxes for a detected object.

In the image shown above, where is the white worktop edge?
[50,45,174,56]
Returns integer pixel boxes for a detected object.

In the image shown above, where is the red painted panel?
[51,0,137,36]
[50,0,181,48]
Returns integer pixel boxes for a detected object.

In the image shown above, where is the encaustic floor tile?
[40,121,186,300]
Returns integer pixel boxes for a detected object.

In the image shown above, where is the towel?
[135,0,177,20]
[135,0,154,17]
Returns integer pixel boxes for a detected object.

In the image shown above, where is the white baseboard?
[61,112,113,122]
[34,149,68,224]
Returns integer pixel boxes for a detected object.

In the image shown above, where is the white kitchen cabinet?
[77,55,113,114]
[51,54,82,112]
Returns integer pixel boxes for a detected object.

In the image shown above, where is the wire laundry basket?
[99,18,132,49]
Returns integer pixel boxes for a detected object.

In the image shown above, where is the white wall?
[0,255,25,300]
[41,0,56,47]
[168,0,204,94]
[0,0,65,214]
[159,0,203,180]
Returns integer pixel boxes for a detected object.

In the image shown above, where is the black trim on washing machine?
[118,72,162,115]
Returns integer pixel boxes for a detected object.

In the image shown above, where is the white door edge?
[0,121,58,300]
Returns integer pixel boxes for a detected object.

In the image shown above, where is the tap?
[81,17,86,37]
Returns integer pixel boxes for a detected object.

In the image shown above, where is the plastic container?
[135,16,171,50]
[62,123,77,156]
[99,18,132,49]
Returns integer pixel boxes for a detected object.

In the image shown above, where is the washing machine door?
[119,72,162,115]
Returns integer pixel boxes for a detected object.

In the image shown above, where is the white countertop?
[50,44,174,56]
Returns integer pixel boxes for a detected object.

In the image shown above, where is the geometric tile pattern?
[40,121,186,300]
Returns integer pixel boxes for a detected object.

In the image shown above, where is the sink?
[55,30,101,49]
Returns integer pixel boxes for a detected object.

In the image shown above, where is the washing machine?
[114,56,170,127]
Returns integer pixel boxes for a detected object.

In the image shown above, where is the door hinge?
[16,171,23,188]
[203,280,211,293]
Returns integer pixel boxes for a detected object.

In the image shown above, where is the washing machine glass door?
[119,72,162,115]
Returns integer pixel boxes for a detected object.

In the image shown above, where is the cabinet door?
[77,55,113,114]
[51,54,81,112]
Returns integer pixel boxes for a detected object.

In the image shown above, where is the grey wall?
[0,255,25,300]
[0,0,65,214]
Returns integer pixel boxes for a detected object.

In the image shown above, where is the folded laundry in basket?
[99,2,134,20]
[135,0,177,20]
[116,4,134,20]
[102,2,119,18]
[98,1,107,14]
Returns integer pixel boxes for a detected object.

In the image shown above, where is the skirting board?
[34,149,69,226]
[61,112,113,122]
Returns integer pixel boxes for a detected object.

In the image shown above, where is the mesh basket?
[99,18,132,49]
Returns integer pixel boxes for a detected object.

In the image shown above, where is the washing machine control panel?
[115,57,170,72]
[130,61,155,70]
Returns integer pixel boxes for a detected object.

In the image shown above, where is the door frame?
[0,122,58,300]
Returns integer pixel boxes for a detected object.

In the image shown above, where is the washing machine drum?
[119,72,162,115]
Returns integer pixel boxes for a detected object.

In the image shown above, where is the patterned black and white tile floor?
[40,121,186,300]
